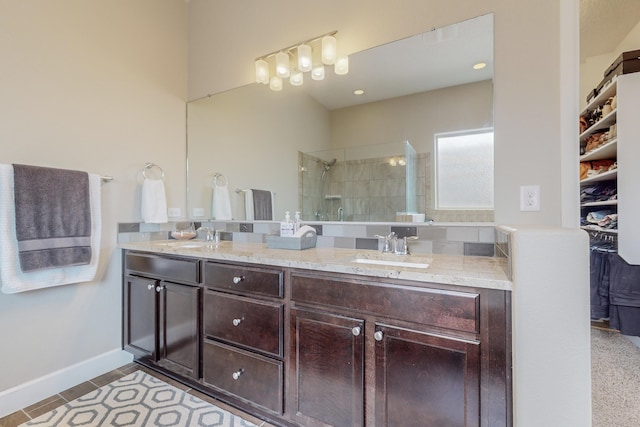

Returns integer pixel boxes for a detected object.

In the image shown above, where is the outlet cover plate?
[520,185,541,211]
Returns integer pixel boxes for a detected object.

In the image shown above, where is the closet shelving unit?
[579,79,618,235]
[580,72,640,264]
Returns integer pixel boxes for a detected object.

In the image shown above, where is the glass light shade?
[321,35,337,65]
[290,70,303,86]
[269,76,283,91]
[297,44,312,72]
[255,59,269,84]
[311,65,325,80]
[334,55,349,75]
[275,51,290,78]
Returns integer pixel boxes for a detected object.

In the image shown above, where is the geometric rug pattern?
[19,371,259,427]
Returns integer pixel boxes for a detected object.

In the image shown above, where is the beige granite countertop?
[119,240,512,291]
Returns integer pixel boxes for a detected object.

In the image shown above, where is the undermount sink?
[154,241,206,249]
[352,257,430,269]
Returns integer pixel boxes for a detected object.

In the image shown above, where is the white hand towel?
[141,178,168,223]
[212,183,232,220]
[0,165,102,294]
[244,190,255,220]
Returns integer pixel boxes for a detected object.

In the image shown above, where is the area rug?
[20,370,259,427]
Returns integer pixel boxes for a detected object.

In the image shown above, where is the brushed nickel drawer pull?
[352,326,361,336]
[147,284,155,291]
[155,285,165,293]
[374,331,384,341]
[232,368,244,380]
[232,318,243,326]
[232,275,245,284]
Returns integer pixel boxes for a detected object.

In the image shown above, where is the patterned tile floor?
[0,363,276,427]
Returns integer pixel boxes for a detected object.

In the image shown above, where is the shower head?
[323,158,337,171]
[320,158,337,181]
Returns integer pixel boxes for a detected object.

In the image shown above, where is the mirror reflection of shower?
[299,140,423,222]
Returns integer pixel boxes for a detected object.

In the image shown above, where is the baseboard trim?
[0,349,133,417]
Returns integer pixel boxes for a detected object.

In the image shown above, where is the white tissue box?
[266,235,317,250]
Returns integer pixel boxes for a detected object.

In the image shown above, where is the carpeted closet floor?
[591,327,640,427]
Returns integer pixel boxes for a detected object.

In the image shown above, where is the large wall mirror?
[187,13,494,223]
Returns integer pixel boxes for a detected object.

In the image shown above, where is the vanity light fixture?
[255,31,348,91]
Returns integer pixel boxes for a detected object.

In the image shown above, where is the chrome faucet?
[375,232,418,255]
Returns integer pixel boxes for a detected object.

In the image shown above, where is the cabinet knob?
[232,368,244,380]
[232,275,244,284]
[147,284,155,291]
[352,326,361,336]
[155,285,165,293]
[374,331,384,341]
[232,318,243,326]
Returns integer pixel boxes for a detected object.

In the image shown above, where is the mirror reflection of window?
[435,129,494,210]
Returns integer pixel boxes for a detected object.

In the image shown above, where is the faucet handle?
[375,234,391,253]
[400,235,418,255]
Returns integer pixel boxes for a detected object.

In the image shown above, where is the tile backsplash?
[118,220,504,258]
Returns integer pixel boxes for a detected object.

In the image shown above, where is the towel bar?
[143,162,164,180]
[236,188,276,195]
[100,176,113,182]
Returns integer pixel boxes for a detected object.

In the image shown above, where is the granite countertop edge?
[119,240,512,292]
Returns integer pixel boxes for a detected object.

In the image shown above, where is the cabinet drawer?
[291,272,479,333]
[203,261,283,298]
[203,340,283,414]
[204,290,283,357]
[125,251,200,284]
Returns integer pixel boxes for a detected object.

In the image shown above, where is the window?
[435,129,494,210]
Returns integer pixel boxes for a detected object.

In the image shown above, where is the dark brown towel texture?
[13,164,91,272]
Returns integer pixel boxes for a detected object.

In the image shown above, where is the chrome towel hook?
[143,162,164,180]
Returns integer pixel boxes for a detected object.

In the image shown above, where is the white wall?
[188,0,578,227]
[0,0,188,405]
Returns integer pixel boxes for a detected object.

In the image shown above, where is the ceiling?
[280,4,640,110]
[297,14,493,110]
[580,0,640,61]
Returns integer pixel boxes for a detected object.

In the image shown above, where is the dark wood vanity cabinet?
[374,324,480,427]
[289,270,511,427]
[289,307,365,427]
[123,251,201,380]
[201,260,286,415]
[123,250,511,427]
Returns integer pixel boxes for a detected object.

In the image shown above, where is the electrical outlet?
[520,185,541,211]
[192,208,205,218]
[168,207,181,218]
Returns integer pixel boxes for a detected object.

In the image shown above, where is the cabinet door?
[123,275,158,359]
[158,281,201,379]
[375,324,480,427]
[290,307,364,427]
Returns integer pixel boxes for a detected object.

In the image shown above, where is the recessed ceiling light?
[473,62,487,70]
[353,89,364,95]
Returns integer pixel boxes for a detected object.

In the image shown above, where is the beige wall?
[580,19,640,110]
[0,0,188,394]
[187,84,330,219]
[188,0,579,227]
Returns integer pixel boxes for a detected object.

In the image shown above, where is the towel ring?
[143,162,164,180]
[213,173,227,186]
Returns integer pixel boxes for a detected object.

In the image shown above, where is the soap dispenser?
[280,211,294,236]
